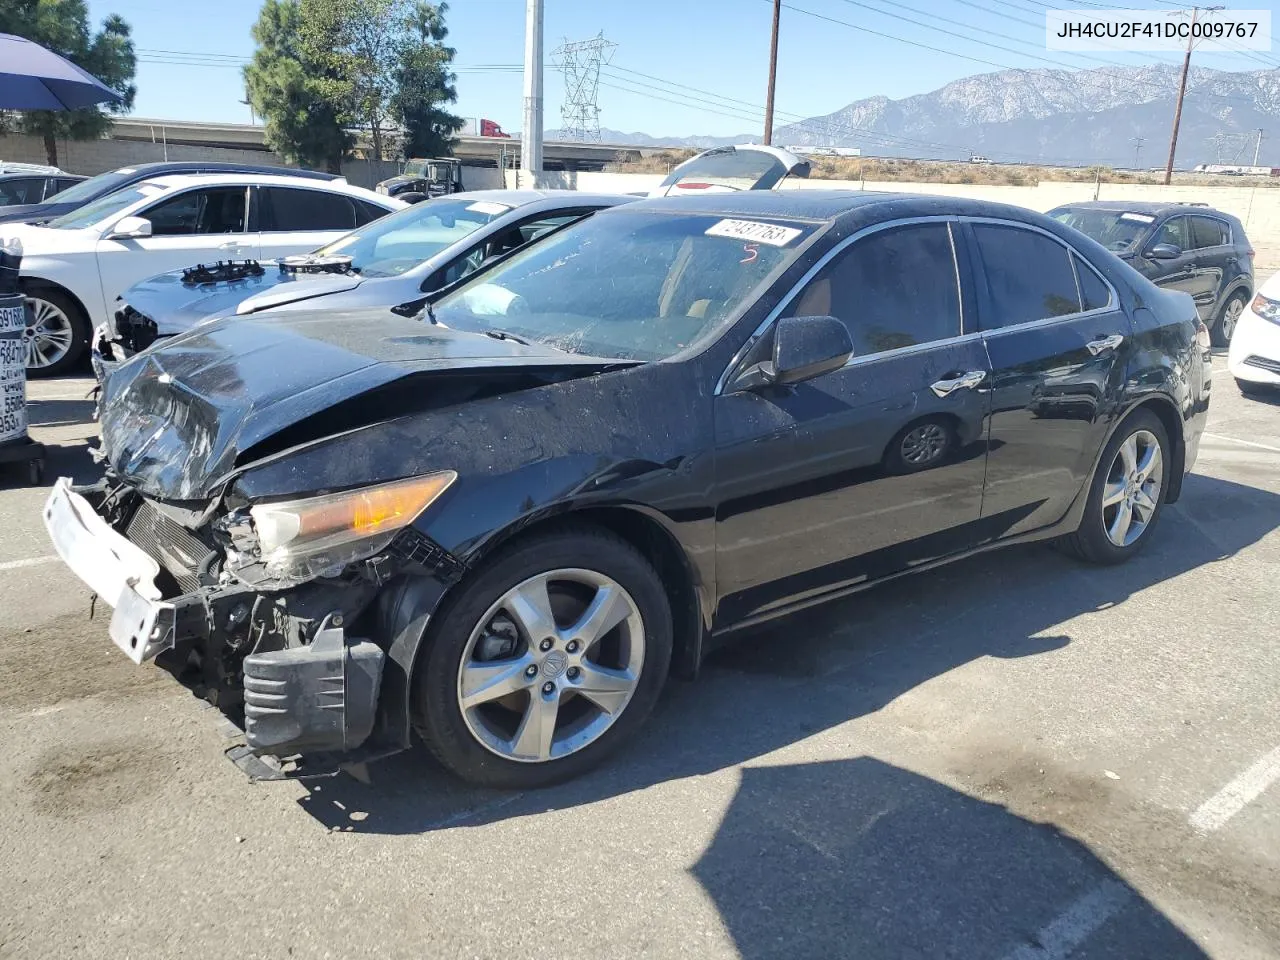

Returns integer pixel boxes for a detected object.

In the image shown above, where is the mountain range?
[549,64,1280,168]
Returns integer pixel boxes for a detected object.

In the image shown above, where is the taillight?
[1196,320,1211,349]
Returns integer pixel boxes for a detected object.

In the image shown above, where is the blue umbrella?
[0,33,125,110]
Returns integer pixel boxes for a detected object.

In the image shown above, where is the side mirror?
[398,192,428,205]
[107,215,152,239]
[1147,242,1181,260]
[735,315,854,391]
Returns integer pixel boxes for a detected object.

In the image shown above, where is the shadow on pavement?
[692,758,1208,960]
[297,471,1280,840]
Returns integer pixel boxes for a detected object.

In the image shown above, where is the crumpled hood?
[121,267,366,336]
[99,307,620,500]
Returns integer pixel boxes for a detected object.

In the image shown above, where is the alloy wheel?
[456,568,645,763]
[1221,297,1244,343]
[901,422,948,465]
[1101,429,1163,548]
[23,297,74,370]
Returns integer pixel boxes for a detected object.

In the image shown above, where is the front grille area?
[1244,354,1280,375]
[126,501,215,595]
[113,304,158,353]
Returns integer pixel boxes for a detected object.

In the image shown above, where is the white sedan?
[1228,270,1280,396]
[3,173,404,376]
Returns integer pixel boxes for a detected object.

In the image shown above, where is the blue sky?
[86,0,1280,139]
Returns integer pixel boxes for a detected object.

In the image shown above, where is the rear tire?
[22,286,89,378]
[1210,293,1246,348]
[412,525,672,789]
[1059,409,1171,565]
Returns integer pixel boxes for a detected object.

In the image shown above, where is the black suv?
[1049,201,1253,346]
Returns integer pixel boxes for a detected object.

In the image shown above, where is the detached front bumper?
[42,478,387,776]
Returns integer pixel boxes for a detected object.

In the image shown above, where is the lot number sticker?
[0,305,23,334]
[705,219,803,247]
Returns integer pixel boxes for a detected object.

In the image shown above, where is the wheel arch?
[371,504,708,751]
[1123,394,1186,503]
[20,275,92,324]
[463,505,707,682]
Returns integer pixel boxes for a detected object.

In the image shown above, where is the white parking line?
[1189,745,1280,834]
[999,880,1131,960]
[1202,433,1280,454]
[0,555,58,572]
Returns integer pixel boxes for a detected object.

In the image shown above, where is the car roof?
[1049,199,1237,219]
[114,160,339,181]
[610,189,1060,225]
[135,172,395,202]
[449,189,633,208]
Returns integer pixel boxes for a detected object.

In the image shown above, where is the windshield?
[431,210,816,361]
[403,160,429,178]
[43,168,134,205]
[45,183,165,229]
[1051,208,1154,254]
[314,196,511,277]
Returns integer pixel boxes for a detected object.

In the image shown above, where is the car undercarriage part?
[242,613,385,755]
[278,254,354,276]
[181,259,265,285]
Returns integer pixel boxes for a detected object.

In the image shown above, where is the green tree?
[244,0,352,173]
[0,0,136,167]
[392,1,463,159]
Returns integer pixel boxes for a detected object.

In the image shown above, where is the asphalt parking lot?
[1,359,1278,960]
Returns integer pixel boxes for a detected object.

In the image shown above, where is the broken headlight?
[249,471,456,585]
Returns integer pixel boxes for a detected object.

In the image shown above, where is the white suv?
[2,173,405,375]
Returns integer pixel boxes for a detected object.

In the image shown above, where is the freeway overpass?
[108,118,644,171]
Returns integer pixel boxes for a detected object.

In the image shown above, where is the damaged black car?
[43,191,1211,788]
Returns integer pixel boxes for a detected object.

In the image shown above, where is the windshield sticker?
[466,201,511,215]
[1119,212,1156,224]
[706,219,803,247]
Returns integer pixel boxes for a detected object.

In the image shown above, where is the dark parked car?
[1049,200,1253,347]
[0,160,339,226]
[0,168,86,207]
[43,192,1212,788]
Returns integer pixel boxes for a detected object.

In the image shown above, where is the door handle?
[930,370,986,397]
[1086,334,1124,355]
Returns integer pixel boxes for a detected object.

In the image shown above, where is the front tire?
[22,286,89,378]
[1059,409,1171,565]
[412,526,673,789]
[1211,293,1246,348]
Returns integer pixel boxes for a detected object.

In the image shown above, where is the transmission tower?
[551,32,616,142]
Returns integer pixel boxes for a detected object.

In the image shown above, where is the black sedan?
[43,191,1212,788]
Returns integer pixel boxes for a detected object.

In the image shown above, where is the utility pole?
[521,0,544,178]
[1164,5,1223,185]
[763,0,781,145]
[1254,128,1265,166]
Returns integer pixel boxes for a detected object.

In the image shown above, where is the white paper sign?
[705,219,803,247]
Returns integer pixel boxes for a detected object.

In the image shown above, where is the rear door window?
[1189,215,1230,249]
[261,187,359,232]
[971,223,1081,329]
[781,222,962,356]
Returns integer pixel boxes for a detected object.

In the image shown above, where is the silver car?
[94,189,632,377]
